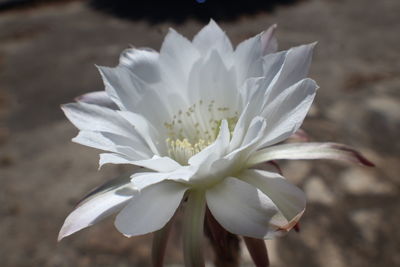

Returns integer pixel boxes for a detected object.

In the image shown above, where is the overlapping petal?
[159,29,200,95]
[206,172,304,239]
[187,50,237,112]
[76,91,117,109]
[233,23,278,86]
[58,173,137,240]
[266,42,316,99]
[115,181,188,237]
[61,102,135,138]
[118,48,161,84]
[259,78,318,146]
[240,169,305,226]
[192,19,233,59]
[234,34,264,86]
[73,131,151,161]
[260,24,278,55]
[118,111,166,155]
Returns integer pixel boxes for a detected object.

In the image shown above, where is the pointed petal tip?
[363,159,375,167]
[122,232,133,238]
[57,232,64,242]
[60,103,73,114]
[57,233,66,242]
[293,41,317,51]
[57,224,72,242]
[264,23,277,33]
[330,144,375,167]
[95,64,108,73]
[209,18,217,24]
[273,208,305,235]
[74,94,90,103]
[355,153,375,167]
[167,27,177,34]
[293,222,300,233]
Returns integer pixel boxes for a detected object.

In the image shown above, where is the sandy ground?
[0,0,399,266]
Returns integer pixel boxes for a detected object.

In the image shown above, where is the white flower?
[59,20,372,248]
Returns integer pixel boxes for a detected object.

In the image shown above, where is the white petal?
[99,153,133,167]
[97,65,149,111]
[130,171,177,190]
[206,177,294,239]
[130,86,173,130]
[73,131,151,160]
[118,48,161,83]
[260,24,278,55]
[231,78,268,150]
[99,65,175,134]
[260,78,318,146]
[234,33,263,86]
[228,116,268,160]
[187,50,237,110]
[261,51,287,86]
[247,142,375,167]
[192,19,233,58]
[133,156,181,172]
[115,181,187,236]
[239,77,266,109]
[267,42,316,99]
[118,111,166,155]
[76,91,117,109]
[211,117,267,180]
[61,102,135,138]
[239,116,268,150]
[159,29,200,92]
[229,103,252,150]
[239,169,306,223]
[58,173,137,240]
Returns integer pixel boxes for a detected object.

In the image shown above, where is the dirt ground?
[0,0,399,266]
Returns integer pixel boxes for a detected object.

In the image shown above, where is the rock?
[340,168,395,195]
[282,161,312,184]
[349,209,381,242]
[304,176,335,205]
[367,97,400,122]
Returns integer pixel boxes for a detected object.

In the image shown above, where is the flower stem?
[243,237,269,267]
[183,190,206,267]
[204,208,240,267]
[152,214,175,267]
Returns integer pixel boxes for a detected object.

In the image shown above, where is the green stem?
[183,190,206,267]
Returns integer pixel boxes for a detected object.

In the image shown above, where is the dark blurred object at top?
[0,0,74,10]
[90,0,302,23]
[0,0,303,23]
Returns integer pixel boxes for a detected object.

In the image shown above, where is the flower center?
[166,137,212,165]
[164,100,238,165]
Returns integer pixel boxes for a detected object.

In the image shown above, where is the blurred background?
[0,0,399,266]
